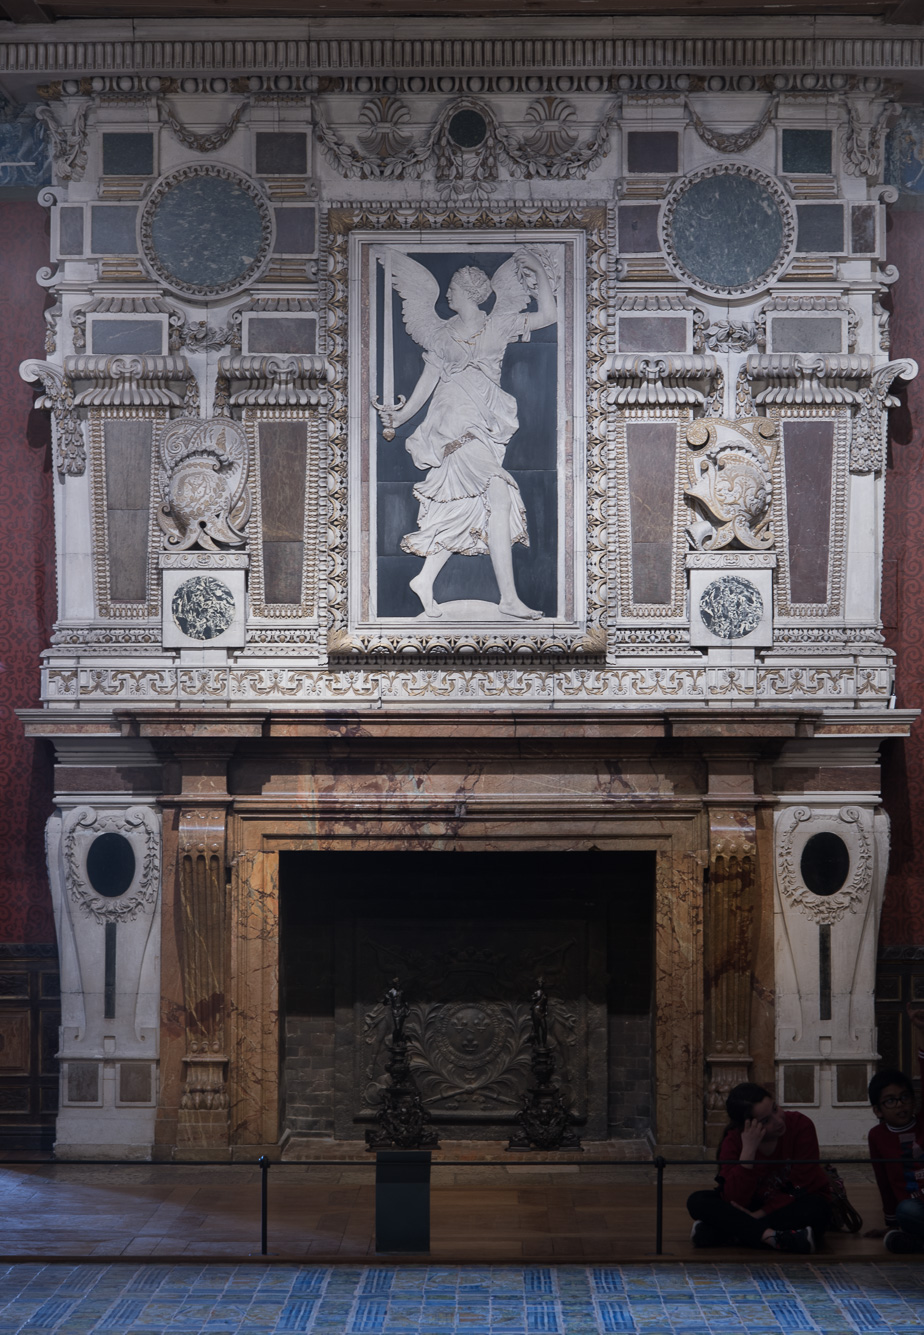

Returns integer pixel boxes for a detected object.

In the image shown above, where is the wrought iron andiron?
[366,978,440,1151]
[507,978,582,1152]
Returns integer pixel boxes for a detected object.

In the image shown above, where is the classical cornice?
[3,17,924,84]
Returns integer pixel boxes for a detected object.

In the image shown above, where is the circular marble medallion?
[139,164,274,298]
[171,575,235,640]
[699,574,763,640]
[660,164,795,297]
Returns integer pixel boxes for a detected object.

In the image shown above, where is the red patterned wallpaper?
[881,206,924,945]
[0,201,56,943]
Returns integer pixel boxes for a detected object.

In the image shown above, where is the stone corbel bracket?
[65,354,196,410]
[215,353,336,410]
[745,354,871,407]
[745,354,918,472]
[605,353,719,407]
[19,357,85,476]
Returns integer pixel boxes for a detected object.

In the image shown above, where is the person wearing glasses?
[866,1005,924,1253]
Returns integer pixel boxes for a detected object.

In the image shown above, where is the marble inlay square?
[618,205,660,253]
[90,204,139,255]
[103,132,154,177]
[796,204,845,254]
[781,128,832,175]
[626,130,678,174]
[255,132,308,176]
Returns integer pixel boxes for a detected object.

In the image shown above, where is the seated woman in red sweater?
[687,1082,832,1254]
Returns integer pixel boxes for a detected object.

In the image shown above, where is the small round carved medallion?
[171,575,235,640]
[699,575,763,640]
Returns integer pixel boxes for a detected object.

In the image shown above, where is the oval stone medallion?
[171,575,236,640]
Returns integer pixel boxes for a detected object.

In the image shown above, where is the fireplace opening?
[279,850,655,1145]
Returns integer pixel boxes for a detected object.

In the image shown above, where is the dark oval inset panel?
[86,832,136,898]
[800,831,850,897]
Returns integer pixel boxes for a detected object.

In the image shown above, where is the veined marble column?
[705,807,758,1142]
[176,806,230,1148]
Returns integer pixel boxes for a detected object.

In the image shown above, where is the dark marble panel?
[66,1063,98,1103]
[626,421,676,605]
[670,173,784,290]
[273,206,317,254]
[247,316,316,355]
[105,419,153,604]
[104,419,152,510]
[618,316,687,353]
[90,319,163,355]
[102,132,153,177]
[259,420,306,541]
[781,128,832,175]
[851,203,877,253]
[58,206,83,256]
[782,418,834,605]
[618,204,660,253]
[626,131,678,174]
[255,131,307,175]
[90,205,138,255]
[796,204,844,253]
[262,541,304,606]
[148,176,265,289]
[770,317,842,353]
[107,510,150,602]
[118,1064,152,1103]
[259,420,306,604]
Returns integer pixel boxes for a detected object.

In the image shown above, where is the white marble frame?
[347,225,587,646]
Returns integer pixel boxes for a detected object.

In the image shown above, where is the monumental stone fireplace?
[10,16,917,1158]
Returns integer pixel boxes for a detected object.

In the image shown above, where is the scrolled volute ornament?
[157,415,251,552]
[684,416,777,552]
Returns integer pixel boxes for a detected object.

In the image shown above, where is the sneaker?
[884,1229,924,1254]
[768,1226,815,1254]
[690,1220,722,1248]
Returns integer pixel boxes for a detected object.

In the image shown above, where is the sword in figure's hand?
[372,249,406,441]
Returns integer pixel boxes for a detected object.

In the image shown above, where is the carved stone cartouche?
[684,417,777,552]
[157,415,251,552]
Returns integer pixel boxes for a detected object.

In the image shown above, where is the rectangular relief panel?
[775,414,847,615]
[612,412,688,619]
[335,206,603,656]
[259,419,307,605]
[90,413,162,618]
[247,411,319,620]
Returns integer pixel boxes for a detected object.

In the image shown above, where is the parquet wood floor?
[0,1162,890,1263]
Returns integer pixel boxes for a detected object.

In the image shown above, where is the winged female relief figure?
[373,247,557,620]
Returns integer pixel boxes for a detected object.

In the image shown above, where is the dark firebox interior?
[279,850,655,1141]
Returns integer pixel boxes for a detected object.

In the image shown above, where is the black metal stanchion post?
[258,1155,269,1256]
[654,1156,666,1256]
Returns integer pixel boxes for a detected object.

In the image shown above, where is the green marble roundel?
[140,166,273,297]
[662,166,794,296]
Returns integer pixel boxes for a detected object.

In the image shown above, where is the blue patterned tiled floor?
[0,1262,921,1334]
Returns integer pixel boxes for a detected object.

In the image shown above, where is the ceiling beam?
[886,0,924,20]
[0,0,53,21]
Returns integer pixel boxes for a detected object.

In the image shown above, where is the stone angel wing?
[376,248,443,352]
